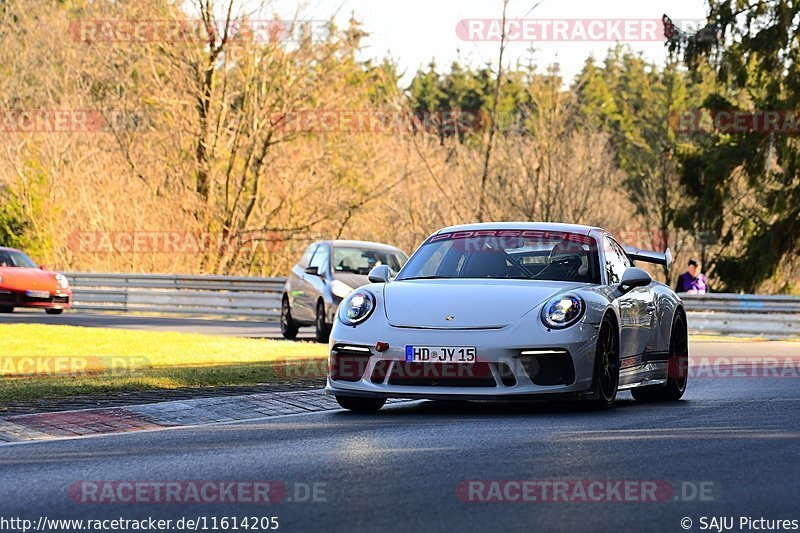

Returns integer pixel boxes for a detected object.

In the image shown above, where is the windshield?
[397,230,600,284]
[332,247,407,276]
[0,249,37,268]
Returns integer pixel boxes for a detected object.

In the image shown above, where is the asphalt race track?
[0,341,798,533]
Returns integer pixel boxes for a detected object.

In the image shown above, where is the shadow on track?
[333,396,693,418]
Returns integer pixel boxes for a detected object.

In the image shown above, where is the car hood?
[0,267,59,292]
[384,279,585,329]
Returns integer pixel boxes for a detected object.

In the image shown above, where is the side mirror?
[368,265,391,283]
[304,266,320,276]
[618,267,652,292]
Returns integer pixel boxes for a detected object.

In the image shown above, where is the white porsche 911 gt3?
[325,222,688,412]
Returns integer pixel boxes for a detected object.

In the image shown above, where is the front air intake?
[330,345,373,382]
[518,349,575,386]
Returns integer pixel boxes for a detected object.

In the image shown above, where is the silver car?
[326,222,688,411]
[281,240,408,342]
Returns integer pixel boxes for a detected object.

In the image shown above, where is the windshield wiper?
[398,275,450,281]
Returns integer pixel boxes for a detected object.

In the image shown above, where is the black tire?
[315,300,331,343]
[45,308,64,315]
[0,306,13,313]
[588,314,620,409]
[335,395,386,412]
[631,312,689,402]
[280,297,299,340]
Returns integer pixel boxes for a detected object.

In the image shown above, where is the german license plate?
[405,345,477,363]
[26,290,50,299]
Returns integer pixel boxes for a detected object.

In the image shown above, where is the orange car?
[0,247,72,314]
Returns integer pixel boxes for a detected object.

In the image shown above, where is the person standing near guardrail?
[675,259,708,294]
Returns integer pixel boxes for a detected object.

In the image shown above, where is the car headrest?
[548,240,584,263]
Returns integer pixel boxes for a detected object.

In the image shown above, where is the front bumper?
[0,289,71,309]
[325,320,600,401]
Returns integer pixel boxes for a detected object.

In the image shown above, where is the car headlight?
[54,273,69,289]
[338,290,376,326]
[330,279,354,299]
[541,294,585,329]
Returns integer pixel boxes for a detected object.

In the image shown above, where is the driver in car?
[547,239,590,281]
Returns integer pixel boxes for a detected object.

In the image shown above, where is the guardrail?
[65,273,799,335]
[66,273,284,319]
[681,293,800,336]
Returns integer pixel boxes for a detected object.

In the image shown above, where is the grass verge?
[0,324,328,402]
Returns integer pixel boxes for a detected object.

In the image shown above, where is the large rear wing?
[623,246,674,271]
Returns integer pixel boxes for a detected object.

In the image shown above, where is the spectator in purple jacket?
[676,259,708,294]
